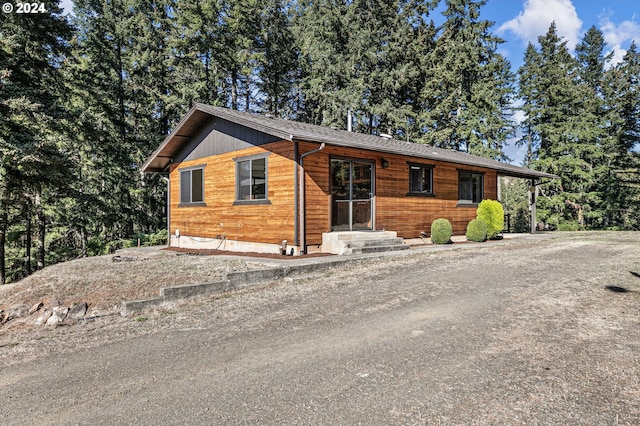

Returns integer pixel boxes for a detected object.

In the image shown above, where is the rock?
[112,255,147,263]
[46,313,62,327]
[29,302,44,316]
[67,303,88,320]
[52,306,69,321]
[5,304,29,323]
[46,306,69,327]
[35,310,52,326]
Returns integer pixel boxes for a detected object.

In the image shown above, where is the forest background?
[1,0,639,284]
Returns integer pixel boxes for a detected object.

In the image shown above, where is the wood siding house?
[141,104,556,254]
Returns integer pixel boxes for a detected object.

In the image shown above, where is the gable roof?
[142,103,558,180]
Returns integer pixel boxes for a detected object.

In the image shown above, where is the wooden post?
[35,191,45,270]
[529,179,537,234]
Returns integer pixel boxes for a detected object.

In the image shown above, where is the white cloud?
[512,108,526,125]
[498,0,582,50]
[59,0,74,15]
[599,15,640,66]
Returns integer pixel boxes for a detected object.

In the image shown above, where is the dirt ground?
[1,232,640,424]
[0,247,273,314]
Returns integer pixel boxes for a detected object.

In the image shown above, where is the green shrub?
[476,199,504,239]
[557,221,580,231]
[146,229,168,246]
[431,218,453,244]
[466,219,488,242]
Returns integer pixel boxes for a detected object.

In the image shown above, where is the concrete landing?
[321,231,409,255]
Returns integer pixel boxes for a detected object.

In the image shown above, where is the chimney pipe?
[347,110,352,132]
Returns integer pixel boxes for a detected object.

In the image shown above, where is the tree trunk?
[245,74,251,112]
[35,192,45,270]
[0,210,6,285]
[25,202,31,276]
[231,68,238,110]
[116,39,126,143]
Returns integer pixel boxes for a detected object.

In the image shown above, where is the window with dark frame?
[409,164,433,195]
[236,156,267,201]
[179,167,204,204]
[458,171,484,204]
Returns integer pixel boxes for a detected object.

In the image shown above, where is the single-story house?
[141,103,557,254]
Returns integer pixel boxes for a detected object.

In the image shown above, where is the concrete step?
[334,230,398,241]
[349,244,410,255]
[322,231,406,255]
[347,238,405,248]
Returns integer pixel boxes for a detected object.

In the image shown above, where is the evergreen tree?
[172,0,227,107]
[292,0,352,126]
[518,23,597,228]
[220,0,262,111]
[574,26,610,227]
[0,0,74,282]
[601,43,640,228]
[293,0,437,134]
[419,0,514,160]
[256,0,298,116]
[516,43,541,167]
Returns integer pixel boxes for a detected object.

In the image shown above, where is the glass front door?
[331,159,373,231]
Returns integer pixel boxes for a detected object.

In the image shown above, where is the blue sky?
[59,0,640,165]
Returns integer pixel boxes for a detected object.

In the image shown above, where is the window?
[458,171,484,204]
[235,154,268,202]
[180,166,204,204]
[408,164,433,195]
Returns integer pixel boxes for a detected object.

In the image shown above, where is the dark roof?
[142,103,558,180]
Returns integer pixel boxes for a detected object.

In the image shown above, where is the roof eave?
[140,104,204,173]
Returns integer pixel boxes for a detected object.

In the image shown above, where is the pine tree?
[516,43,541,167]
[293,0,437,134]
[418,0,514,160]
[574,26,610,227]
[172,0,227,107]
[601,43,640,228]
[518,23,599,228]
[66,0,168,253]
[256,0,298,116]
[220,0,263,111]
[292,0,352,126]
[0,1,74,282]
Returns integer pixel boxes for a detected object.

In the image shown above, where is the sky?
[58,0,640,165]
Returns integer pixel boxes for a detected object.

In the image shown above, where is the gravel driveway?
[1,232,639,424]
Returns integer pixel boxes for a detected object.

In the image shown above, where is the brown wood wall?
[169,140,498,249]
[300,143,497,246]
[169,141,297,244]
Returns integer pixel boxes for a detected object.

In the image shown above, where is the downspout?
[161,176,170,246]
[298,142,325,254]
[293,142,299,247]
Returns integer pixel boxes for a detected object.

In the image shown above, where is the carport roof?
[142,103,558,180]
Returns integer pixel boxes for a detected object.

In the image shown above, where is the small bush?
[557,221,580,231]
[476,199,504,239]
[147,229,168,246]
[431,218,453,244]
[466,219,488,242]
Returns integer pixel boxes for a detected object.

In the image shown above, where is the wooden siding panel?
[170,138,502,249]
[170,141,296,245]
[301,144,500,243]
